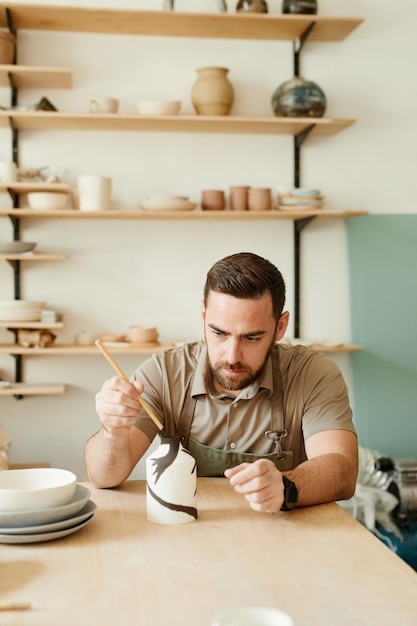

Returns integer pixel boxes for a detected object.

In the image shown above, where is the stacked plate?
[0,484,96,544]
[0,300,46,322]
[277,188,324,210]
[140,193,197,212]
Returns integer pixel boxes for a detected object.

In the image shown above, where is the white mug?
[89,97,119,114]
[0,161,17,183]
[78,175,112,211]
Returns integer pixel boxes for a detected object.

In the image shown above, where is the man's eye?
[212,330,224,337]
[245,336,261,343]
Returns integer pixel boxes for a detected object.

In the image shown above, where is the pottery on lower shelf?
[201,189,226,211]
[236,0,268,12]
[282,0,317,14]
[271,76,326,118]
[191,67,234,116]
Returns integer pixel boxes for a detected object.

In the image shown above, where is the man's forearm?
[85,427,133,489]
[286,452,357,507]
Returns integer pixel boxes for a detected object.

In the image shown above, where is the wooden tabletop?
[0,478,416,625]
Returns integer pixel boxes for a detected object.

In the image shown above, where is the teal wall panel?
[347,215,417,457]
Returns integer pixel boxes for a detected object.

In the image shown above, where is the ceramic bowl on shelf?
[0,242,37,254]
[136,100,181,116]
[127,326,159,344]
[0,300,46,322]
[140,199,197,212]
[0,468,77,513]
[27,191,68,211]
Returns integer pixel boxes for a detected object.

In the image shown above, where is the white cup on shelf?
[0,161,17,183]
[89,97,119,114]
[77,175,112,211]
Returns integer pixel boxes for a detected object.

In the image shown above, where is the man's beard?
[208,339,276,392]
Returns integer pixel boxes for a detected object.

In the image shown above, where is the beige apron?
[177,354,293,476]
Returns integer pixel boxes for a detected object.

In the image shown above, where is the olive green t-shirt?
[133,341,355,468]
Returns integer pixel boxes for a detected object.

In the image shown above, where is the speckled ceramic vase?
[236,0,268,13]
[191,67,234,116]
[271,76,326,118]
[146,435,197,525]
[282,0,317,14]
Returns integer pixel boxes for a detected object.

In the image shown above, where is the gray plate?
[0,514,94,544]
[0,499,96,535]
[0,484,90,528]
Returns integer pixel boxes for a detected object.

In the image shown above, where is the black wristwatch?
[280,475,298,511]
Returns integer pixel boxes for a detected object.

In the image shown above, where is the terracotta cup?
[229,186,250,211]
[248,187,272,211]
[201,189,225,211]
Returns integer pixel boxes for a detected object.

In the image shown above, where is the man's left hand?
[225,459,284,514]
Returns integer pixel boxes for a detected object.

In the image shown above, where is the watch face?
[281,476,298,510]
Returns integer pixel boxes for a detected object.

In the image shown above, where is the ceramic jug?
[146,435,197,525]
[191,67,234,116]
[271,76,326,118]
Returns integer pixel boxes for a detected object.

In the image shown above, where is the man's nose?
[226,338,242,364]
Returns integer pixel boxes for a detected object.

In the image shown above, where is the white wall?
[1,0,416,479]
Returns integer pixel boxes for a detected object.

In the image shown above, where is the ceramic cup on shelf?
[229,186,250,211]
[89,97,119,114]
[0,161,17,183]
[77,175,112,211]
[248,187,272,211]
[201,189,226,211]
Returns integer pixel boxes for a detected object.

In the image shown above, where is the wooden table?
[0,479,416,626]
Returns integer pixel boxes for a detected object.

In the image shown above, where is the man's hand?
[225,459,284,514]
[95,376,144,438]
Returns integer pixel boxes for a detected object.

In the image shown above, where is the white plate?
[140,200,197,212]
[0,514,94,544]
[0,500,97,535]
[0,484,90,528]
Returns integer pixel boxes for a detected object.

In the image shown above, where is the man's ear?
[275,311,290,341]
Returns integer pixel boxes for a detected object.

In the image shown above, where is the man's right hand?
[95,376,145,438]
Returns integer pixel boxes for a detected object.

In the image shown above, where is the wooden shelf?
[0,321,64,329]
[0,382,65,396]
[0,342,360,355]
[0,5,363,42]
[0,111,355,137]
[0,253,66,260]
[0,64,72,88]
[0,343,176,355]
[0,182,69,193]
[0,208,368,221]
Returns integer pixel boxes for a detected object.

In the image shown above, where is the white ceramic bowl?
[0,468,77,513]
[127,325,159,344]
[27,191,68,211]
[147,194,188,202]
[0,242,37,254]
[136,100,181,116]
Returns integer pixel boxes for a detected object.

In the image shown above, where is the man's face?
[202,291,288,395]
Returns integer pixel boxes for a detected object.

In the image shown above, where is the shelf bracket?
[293,216,316,339]
[293,22,316,77]
[294,124,315,189]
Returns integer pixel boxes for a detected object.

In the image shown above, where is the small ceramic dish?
[0,241,37,254]
[27,191,68,211]
[136,100,181,116]
[127,326,159,343]
[290,188,321,197]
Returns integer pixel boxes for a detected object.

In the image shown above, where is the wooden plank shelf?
[0,182,70,193]
[0,208,368,221]
[0,253,66,260]
[0,64,72,89]
[0,382,65,396]
[0,342,361,355]
[0,111,355,137]
[0,5,363,42]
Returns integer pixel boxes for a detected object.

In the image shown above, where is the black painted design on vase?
[147,483,198,519]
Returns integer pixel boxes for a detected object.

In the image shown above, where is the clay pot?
[248,188,272,211]
[0,31,15,65]
[201,190,226,211]
[271,76,326,118]
[191,67,234,117]
[236,0,268,12]
[229,186,250,211]
[282,0,317,14]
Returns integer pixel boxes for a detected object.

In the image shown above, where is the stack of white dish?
[140,193,197,212]
[0,300,46,322]
[0,468,96,544]
[277,188,324,210]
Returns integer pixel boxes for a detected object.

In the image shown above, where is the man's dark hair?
[203,252,286,321]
